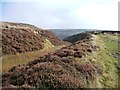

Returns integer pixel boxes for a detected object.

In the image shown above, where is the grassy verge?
[77,34,119,88]
[95,34,119,88]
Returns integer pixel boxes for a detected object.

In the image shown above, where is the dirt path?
[2,45,66,72]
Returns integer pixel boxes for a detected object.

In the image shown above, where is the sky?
[0,0,119,30]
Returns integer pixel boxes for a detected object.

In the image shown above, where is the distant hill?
[48,29,118,40]
[63,30,120,43]
[1,22,64,55]
[63,32,92,43]
[48,29,91,39]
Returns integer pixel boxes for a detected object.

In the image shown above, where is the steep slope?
[1,22,64,55]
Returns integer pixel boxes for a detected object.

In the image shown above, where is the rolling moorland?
[1,22,120,89]
[1,22,64,55]
[1,22,65,72]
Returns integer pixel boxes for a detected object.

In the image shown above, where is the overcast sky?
[1,0,119,30]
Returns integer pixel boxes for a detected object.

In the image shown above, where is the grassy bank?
[94,34,119,88]
[78,34,119,88]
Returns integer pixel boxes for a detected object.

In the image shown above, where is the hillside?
[63,30,119,43]
[48,29,118,40]
[49,29,91,39]
[1,22,64,55]
[63,32,92,43]
[2,31,119,88]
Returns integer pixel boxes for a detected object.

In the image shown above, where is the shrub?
[75,63,97,80]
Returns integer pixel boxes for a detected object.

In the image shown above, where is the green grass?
[95,34,119,88]
[77,34,119,88]
[43,38,54,49]
[100,34,119,51]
